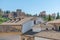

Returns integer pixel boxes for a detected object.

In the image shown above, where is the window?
[59,26,60,31]
[34,20,36,24]
[52,28,54,30]
[46,28,48,30]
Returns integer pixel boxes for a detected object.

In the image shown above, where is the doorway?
[34,20,36,24]
[59,26,60,31]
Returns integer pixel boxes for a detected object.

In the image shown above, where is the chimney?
[9,18,15,23]
[14,17,21,23]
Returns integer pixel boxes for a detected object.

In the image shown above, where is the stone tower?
[16,9,22,17]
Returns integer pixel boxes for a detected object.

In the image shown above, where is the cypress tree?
[48,14,52,21]
[56,12,60,19]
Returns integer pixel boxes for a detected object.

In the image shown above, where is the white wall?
[22,20,34,33]
[32,27,41,32]
[35,37,51,40]
[36,18,44,24]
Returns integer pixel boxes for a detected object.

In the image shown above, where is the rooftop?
[33,24,54,29]
[0,17,33,26]
[23,30,60,40]
[47,19,60,24]
[34,30,60,40]
[23,23,60,40]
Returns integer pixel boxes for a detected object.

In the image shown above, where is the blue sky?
[0,0,60,15]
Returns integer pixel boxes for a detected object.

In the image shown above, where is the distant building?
[12,11,17,18]
[1,9,27,19]
[16,9,22,17]
[51,13,56,19]
[2,11,10,18]
[16,9,26,17]
[21,12,26,16]
[8,12,14,18]
[39,11,46,17]
[0,9,4,16]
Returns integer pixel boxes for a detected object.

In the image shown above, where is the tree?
[33,14,37,17]
[48,14,52,21]
[26,14,32,16]
[56,12,60,19]
[5,11,10,14]
[0,9,3,17]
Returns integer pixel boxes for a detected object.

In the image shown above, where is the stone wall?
[21,35,34,40]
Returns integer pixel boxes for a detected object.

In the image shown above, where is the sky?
[0,0,60,15]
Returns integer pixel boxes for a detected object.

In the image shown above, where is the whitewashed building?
[32,17,44,25]
[21,23,60,40]
[32,24,54,32]
[0,16,44,33]
[47,19,60,31]
[0,17,34,34]
[0,16,47,40]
